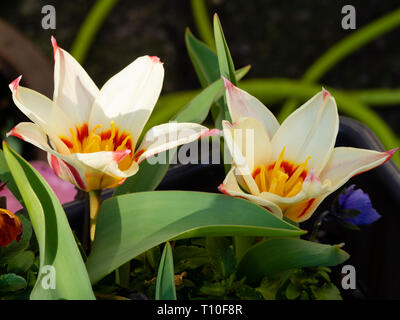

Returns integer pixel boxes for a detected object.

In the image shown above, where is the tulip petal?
[71,150,139,178]
[284,146,397,223]
[52,37,99,125]
[0,209,22,247]
[218,168,282,218]
[271,90,339,174]
[135,122,219,164]
[320,146,397,191]
[283,197,324,223]
[222,120,263,196]
[223,117,272,170]
[89,55,164,143]
[9,78,75,147]
[224,78,280,139]
[8,122,88,190]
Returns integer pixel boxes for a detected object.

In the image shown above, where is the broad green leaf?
[213,14,237,85]
[3,143,94,300]
[237,238,350,285]
[155,242,176,300]
[173,66,251,124]
[0,273,26,293]
[86,191,304,284]
[185,28,219,87]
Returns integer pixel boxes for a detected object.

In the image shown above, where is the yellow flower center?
[252,147,310,197]
[59,121,134,170]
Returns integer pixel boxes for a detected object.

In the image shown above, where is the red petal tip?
[386,147,399,158]
[51,36,59,59]
[9,76,22,91]
[200,129,221,138]
[6,127,24,140]
[322,87,331,101]
[222,76,234,90]
[149,56,162,64]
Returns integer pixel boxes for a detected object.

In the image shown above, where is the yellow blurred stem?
[89,190,102,244]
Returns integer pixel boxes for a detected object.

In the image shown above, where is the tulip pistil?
[252,147,310,197]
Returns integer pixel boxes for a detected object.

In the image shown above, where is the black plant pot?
[64,116,400,300]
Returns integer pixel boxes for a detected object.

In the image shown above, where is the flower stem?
[89,190,102,245]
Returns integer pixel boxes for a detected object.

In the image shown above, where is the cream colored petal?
[222,120,260,196]
[9,77,75,148]
[135,122,218,164]
[283,196,325,223]
[218,168,282,218]
[7,122,88,190]
[320,146,397,191]
[52,37,99,125]
[224,78,280,139]
[89,55,164,141]
[271,90,339,175]
[71,150,139,178]
[284,146,397,223]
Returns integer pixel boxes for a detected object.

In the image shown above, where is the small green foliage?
[257,267,342,300]
[0,213,38,300]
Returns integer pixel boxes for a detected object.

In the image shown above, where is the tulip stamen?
[61,121,134,170]
[252,147,310,198]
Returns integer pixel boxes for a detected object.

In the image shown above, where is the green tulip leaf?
[86,191,305,284]
[237,238,350,285]
[155,242,176,300]
[3,143,94,300]
[185,28,219,87]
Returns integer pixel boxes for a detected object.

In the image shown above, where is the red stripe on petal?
[297,198,315,219]
[63,161,86,190]
[7,127,25,141]
[50,155,61,176]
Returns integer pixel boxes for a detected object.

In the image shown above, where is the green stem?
[70,0,119,64]
[89,190,102,245]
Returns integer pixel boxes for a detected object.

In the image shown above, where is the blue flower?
[337,185,381,226]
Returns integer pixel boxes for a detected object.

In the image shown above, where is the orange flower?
[0,208,23,247]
